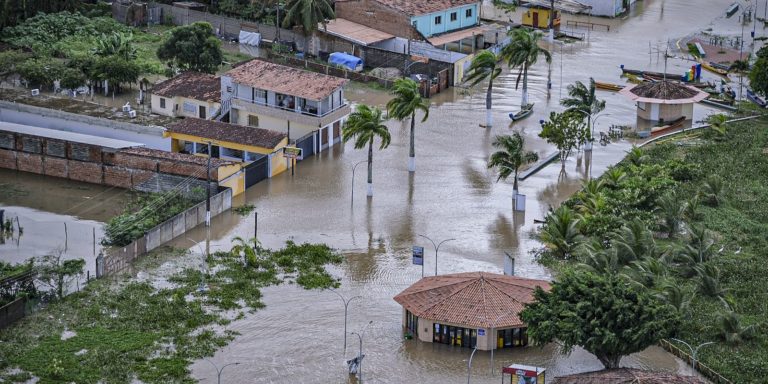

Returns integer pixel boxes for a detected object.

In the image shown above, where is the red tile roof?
[336,0,479,16]
[553,369,708,384]
[166,118,286,149]
[225,59,348,101]
[120,147,233,167]
[152,72,220,102]
[393,272,550,329]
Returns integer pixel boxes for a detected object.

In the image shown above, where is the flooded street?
[175,0,739,382]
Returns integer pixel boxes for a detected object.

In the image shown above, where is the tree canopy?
[749,46,768,97]
[157,22,223,74]
[521,269,680,369]
[539,111,588,169]
[282,0,334,33]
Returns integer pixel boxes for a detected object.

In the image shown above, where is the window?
[252,88,266,103]
[226,86,232,93]
[248,114,259,127]
[466,8,473,18]
[412,20,418,28]
[159,98,166,109]
[450,12,457,21]
[434,15,442,25]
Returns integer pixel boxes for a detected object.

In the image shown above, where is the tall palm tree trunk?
[485,78,493,128]
[521,65,529,107]
[513,170,519,197]
[408,111,416,172]
[367,139,374,196]
[585,114,593,151]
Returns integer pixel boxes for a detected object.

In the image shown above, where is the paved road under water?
[174,0,747,382]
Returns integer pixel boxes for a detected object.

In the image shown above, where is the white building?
[577,0,635,17]
[220,59,351,156]
[150,72,221,119]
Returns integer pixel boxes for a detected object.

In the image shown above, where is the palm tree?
[487,133,539,198]
[714,310,757,346]
[625,146,648,166]
[342,104,391,197]
[502,28,551,108]
[700,175,725,206]
[539,205,584,260]
[561,78,606,146]
[281,0,334,54]
[464,50,502,128]
[707,113,728,139]
[655,191,686,239]
[387,78,429,172]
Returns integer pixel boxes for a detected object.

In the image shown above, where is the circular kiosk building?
[393,272,550,351]
[619,80,708,123]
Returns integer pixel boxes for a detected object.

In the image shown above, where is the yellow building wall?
[217,163,246,196]
[522,8,560,29]
[454,53,474,85]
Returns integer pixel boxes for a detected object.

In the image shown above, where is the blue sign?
[412,246,424,266]
[478,329,485,336]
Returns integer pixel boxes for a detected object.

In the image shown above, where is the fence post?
[95,252,104,278]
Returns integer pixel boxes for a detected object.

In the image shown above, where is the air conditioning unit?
[128,110,137,118]
[31,89,40,96]
[122,103,131,112]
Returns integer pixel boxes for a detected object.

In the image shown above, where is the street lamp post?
[186,238,208,292]
[489,308,521,376]
[327,288,362,356]
[671,338,715,374]
[205,359,240,384]
[350,321,373,383]
[351,160,367,204]
[418,234,456,276]
[466,346,479,384]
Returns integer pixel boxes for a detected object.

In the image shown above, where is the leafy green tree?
[539,205,584,260]
[35,250,85,300]
[386,78,429,172]
[0,50,27,85]
[17,57,62,90]
[502,28,551,108]
[487,133,538,197]
[157,22,223,73]
[281,0,334,52]
[561,77,606,145]
[342,104,391,197]
[59,67,86,90]
[92,32,137,61]
[464,50,502,128]
[92,56,140,95]
[539,111,587,172]
[749,46,768,96]
[521,269,680,369]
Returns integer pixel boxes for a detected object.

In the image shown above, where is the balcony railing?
[231,97,351,127]
[231,95,347,118]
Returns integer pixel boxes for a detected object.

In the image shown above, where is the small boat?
[746,89,767,108]
[701,98,738,111]
[623,73,643,84]
[621,68,682,80]
[594,81,624,91]
[509,104,534,121]
[650,117,686,135]
[698,59,729,77]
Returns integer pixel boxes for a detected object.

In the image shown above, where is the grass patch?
[232,203,256,216]
[0,240,342,383]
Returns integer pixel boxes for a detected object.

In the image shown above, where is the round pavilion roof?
[619,81,709,104]
[393,272,550,329]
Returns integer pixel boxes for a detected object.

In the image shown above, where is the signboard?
[478,329,485,336]
[283,146,303,160]
[412,246,424,266]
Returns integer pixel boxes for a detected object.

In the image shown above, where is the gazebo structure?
[393,272,550,351]
[552,368,708,384]
[619,81,708,123]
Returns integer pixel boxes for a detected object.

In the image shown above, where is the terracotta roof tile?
[553,369,708,384]
[166,118,286,149]
[152,72,221,102]
[393,272,550,328]
[224,59,348,101]
[337,0,479,16]
[119,147,233,167]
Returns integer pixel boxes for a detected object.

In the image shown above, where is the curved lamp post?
[490,308,521,376]
[350,321,374,383]
[418,234,456,276]
[327,288,362,356]
[351,160,367,204]
[205,359,240,384]
[466,346,479,384]
[671,338,715,374]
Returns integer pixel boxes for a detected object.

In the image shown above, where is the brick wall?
[335,0,421,40]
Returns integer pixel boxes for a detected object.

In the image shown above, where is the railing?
[566,20,611,31]
[658,339,733,384]
[230,95,347,118]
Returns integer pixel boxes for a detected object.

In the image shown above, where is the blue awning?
[329,52,363,71]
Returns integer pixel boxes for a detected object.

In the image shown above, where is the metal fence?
[659,339,733,384]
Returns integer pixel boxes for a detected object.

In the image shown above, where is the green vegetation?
[539,111,588,172]
[0,240,341,383]
[386,78,430,172]
[502,28,552,107]
[102,190,205,247]
[749,46,768,97]
[522,269,679,369]
[156,22,223,74]
[536,117,768,381]
[487,132,538,195]
[561,77,606,142]
[342,104,391,197]
[232,203,256,216]
[464,50,503,128]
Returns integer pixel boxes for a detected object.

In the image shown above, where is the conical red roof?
[393,272,550,328]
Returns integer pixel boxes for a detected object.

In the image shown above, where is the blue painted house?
[335,0,481,41]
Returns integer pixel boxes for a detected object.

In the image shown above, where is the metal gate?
[245,155,269,188]
[295,132,316,161]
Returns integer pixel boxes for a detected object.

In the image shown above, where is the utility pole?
[206,141,212,227]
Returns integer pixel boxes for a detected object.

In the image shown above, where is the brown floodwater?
[174,1,741,382]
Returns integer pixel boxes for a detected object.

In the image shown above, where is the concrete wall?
[411,3,479,37]
[150,94,220,119]
[335,0,421,40]
[100,188,232,277]
[579,0,622,17]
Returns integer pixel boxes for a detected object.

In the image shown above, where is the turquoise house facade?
[411,3,479,37]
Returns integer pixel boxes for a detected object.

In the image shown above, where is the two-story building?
[151,71,221,119]
[220,59,350,157]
